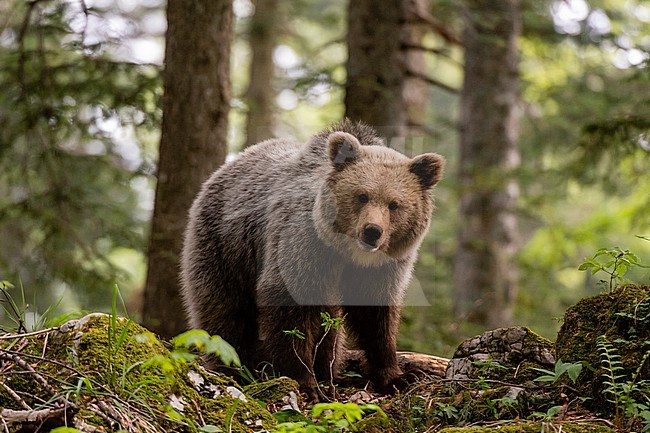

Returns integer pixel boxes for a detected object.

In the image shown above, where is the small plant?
[142,328,241,386]
[579,247,645,291]
[533,405,563,420]
[0,280,63,333]
[106,284,135,388]
[533,359,583,384]
[431,401,459,424]
[274,402,386,432]
[597,335,650,432]
[284,312,346,400]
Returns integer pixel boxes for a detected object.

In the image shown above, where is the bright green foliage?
[0,313,276,432]
[320,311,345,333]
[172,329,241,367]
[284,328,307,340]
[274,402,386,432]
[579,247,646,291]
[534,359,583,384]
[597,335,650,432]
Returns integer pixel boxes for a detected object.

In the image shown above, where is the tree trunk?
[142,0,233,338]
[402,0,431,138]
[453,0,521,329]
[345,0,408,140]
[243,0,279,148]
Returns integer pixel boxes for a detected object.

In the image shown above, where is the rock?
[446,326,555,385]
[556,284,650,415]
[243,376,300,411]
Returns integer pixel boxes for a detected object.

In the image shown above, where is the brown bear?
[180,120,444,398]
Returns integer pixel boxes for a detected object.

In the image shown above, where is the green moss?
[556,284,650,414]
[439,421,614,433]
[0,313,277,432]
[353,412,396,432]
[243,376,299,404]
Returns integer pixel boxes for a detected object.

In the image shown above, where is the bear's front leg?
[345,306,414,393]
[257,306,328,400]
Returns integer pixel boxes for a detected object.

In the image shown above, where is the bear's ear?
[327,132,361,171]
[409,153,445,190]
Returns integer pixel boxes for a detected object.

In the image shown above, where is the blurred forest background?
[0,0,648,357]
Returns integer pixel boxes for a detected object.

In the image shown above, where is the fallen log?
[342,349,449,378]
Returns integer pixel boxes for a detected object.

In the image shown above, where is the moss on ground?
[556,284,650,415]
[0,313,276,432]
[3,285,649,432]
[439,421,615,433]
[244,376,299,404]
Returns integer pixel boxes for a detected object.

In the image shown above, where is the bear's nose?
[362,224,383,246]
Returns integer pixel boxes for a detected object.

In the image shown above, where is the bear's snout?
[361,223,383,249]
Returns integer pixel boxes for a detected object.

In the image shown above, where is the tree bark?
[453,0,521,329]
[403,0,431,137]
[345,0,408,140]
[243,0,279,148]
[142,0,233,338]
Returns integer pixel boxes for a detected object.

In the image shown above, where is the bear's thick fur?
[180,120,444,397]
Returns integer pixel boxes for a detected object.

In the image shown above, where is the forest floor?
[0,285,648,432]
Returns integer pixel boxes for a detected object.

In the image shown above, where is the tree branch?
[406,69,459,94]
[405,3,462,46]
[401,42,462,65]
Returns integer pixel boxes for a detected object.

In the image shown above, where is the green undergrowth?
[556,284,650,420]
[0,313,276,432]
[438,421,615,433]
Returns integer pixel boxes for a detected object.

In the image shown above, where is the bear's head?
[314,130,445,267]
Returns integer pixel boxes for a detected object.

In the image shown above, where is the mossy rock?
[556,284,650,415]
[446,326,555,385]
[243,376,301,412]
[0,313,276,432]
[439,421,614,433]
[353,411,397,432]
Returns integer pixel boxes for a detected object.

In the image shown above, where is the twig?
[87,402,115,427]
[0,406,68,425]
[291,339,326,399]
[41,331,49,358]
[0,347,157,425]
[0,350,58,396]
[192,398,206,427]
[74,419,105,432]
[0,326,59,340]
[0,382,31,410]
[327,326,343,399]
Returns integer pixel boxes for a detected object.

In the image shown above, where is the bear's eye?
[388,202,399,211]
[358,194,369,204]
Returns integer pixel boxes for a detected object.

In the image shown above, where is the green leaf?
[566,362,583,383]
[534,374,557,382]
[207,336,241,367]
[546,405,563,417]
[173,329,211,349]
[273,409,311,424]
